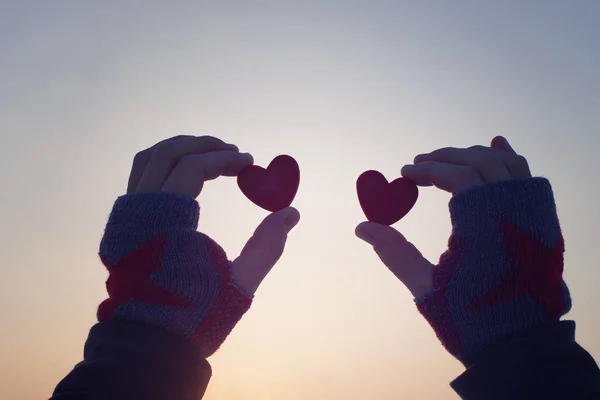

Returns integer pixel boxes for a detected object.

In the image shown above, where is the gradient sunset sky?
[1,2,599,399]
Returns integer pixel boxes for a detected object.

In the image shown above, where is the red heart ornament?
[237,155,300,212]
[356,170,418,225]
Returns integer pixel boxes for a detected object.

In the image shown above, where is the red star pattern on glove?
[417,234,467,359]
[98,236,193,321]
[190,235,252,358]
[467,221,566,319]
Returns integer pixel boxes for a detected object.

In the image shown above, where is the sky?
[1,1,599,399]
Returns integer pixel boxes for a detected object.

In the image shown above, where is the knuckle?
[172,134,193,140]
[452,166,483,193]
[457,166,482,186]
[209,150,237,166]
[436,146,455,155]
[132,149,151,165]
[225,150,241,160]
[197,135,223,145]
[474,153,497,169]
[512,155,530,169]
[468,145,487,151]
[198,135,217,141]
[155,135,191,148]
[133,150,147,162]
[177,154,197,168]
[507,155,531,176]
[152,141,177,160]
[460,166,479,180]
[268,238,285,259]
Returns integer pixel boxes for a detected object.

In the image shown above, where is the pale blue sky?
[1,2,599,399]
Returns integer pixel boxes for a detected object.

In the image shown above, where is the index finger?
[401,161,485,195]
[162,151,254,198]
[136,136,239,194]
[127,135,195,193]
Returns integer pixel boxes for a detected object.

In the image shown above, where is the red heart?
[237,155,300,212]
[356,170,418,225]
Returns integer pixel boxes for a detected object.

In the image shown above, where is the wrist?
[103,192,200,237]
[449,177,560,240]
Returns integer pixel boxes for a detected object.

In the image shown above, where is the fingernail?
[241,152,253,162]
[401,164,414,174]
[284,212,300,232]
[356,226,374,244]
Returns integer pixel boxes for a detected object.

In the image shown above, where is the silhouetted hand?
[128,135,301,295]
[98,135,300,358]
[356,137,570,366]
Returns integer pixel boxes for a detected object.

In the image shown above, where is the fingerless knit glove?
[97,192,252,358]
[416,177,572,367]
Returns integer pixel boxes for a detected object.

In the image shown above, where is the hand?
[400,136,531,195]
[128,135,301,295]
[355,136,531,298]
[98,135,300,358]
[356,136,570,365]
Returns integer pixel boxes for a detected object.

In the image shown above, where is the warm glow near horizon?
[1,2,599,399]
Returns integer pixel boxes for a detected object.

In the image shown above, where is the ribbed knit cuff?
[449,177,557,237]
[105,192,200,234]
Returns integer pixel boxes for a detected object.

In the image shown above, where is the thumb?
[356,222,435,298]
[231,207,300,295]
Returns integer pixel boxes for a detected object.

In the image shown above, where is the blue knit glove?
[98,192,251,358]
[416,178,572,366]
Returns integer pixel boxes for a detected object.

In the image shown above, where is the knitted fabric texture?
[416,177,572,367]
[97,192,252,358]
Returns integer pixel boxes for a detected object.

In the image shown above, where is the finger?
[401,161,484,194]
[490,136,517,154]
[127,135,195,194]
[503,154,532,178]
[231,207,301,295]
[355,222,434,298]
[161,151,253,198]
[414,147,512,183]
[490,137,532,178]
[472,140,531,178]
[136,136,239,193]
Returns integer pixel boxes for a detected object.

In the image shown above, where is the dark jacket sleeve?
[451,320,600,400]
[50,320,212,400]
